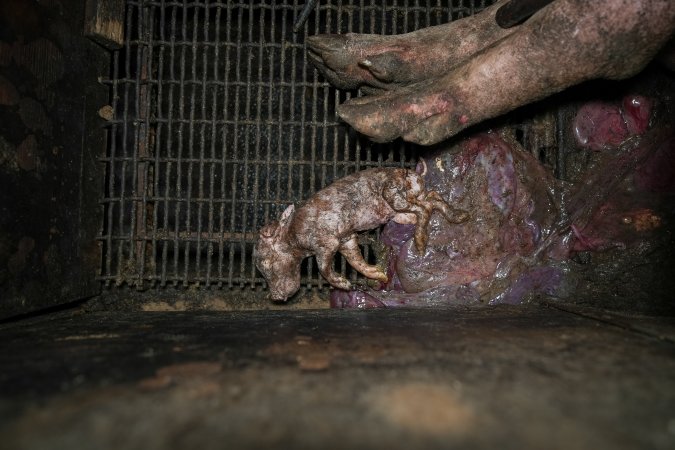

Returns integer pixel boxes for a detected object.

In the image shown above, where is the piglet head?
[254,205,302,301]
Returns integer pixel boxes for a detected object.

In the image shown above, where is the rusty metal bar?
[99,0,505,291]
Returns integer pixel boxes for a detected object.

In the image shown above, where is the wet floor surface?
[0,304,674,450]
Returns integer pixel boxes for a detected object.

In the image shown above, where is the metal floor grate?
[98,0,505,291]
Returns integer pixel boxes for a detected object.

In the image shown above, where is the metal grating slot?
[98,0,502,291]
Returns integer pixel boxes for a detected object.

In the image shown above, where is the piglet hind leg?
[408,199,438,254]
[424,191,470,224]
[407,192,470,253]
[314,243,353,291]
[339,235,388,283]
[411,204,432,254]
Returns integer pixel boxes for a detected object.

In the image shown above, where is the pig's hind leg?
[424,191,470,224]
[382,180,434,253]
[339,235,389,283]
[314,240,353,290]
[406,192,469,253]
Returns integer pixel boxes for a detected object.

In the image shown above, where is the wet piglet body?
[254,168,468,301]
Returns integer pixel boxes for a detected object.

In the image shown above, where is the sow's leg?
[307,0,512,93]
[333,0,675,145]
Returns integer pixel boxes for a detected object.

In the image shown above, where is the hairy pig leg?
[306,0,513,93]
[338,0,675,145]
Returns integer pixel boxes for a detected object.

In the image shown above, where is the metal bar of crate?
[98,0,504,291]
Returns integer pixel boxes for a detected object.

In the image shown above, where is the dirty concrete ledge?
[0,304,674,450]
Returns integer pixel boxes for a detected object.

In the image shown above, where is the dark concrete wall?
[0,0,108,318]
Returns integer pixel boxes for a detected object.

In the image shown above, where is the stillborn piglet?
[254,167,468,301]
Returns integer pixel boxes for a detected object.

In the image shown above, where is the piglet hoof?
[425,191,470,224]
[352,269,388,289]
[360,269,389,285]
[451,210,471,223]
[374,270,389,283]
[329,277,353,292]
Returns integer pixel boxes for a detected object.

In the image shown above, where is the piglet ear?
[416,157,427,176]
[279,204,295,227]
[259,223,278,239]
[259,204,295,240]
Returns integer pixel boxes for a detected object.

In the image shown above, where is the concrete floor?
[0,303,674,450]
